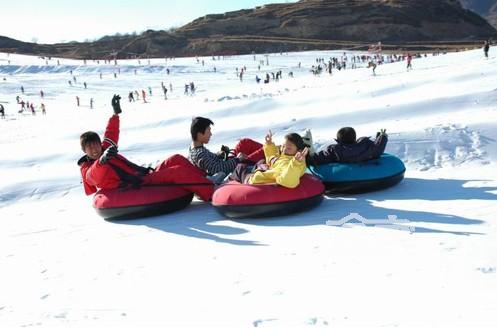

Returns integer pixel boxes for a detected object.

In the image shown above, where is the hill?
[1,0,496,58]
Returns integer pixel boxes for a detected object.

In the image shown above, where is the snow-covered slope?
[0,49,496,328]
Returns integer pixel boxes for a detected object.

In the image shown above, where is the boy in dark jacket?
[78,95,214,201]
[307,127,388,166]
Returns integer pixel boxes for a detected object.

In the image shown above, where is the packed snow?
[0,47,496,328]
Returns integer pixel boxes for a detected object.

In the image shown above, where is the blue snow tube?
[308,154,406,194]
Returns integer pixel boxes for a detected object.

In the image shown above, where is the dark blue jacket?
[308,134,388,166]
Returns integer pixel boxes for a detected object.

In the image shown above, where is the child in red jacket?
[78,95,214,201]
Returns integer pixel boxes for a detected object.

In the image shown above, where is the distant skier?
[368,61,377,76]
[30,103,35,115]
[162,85,168,100]
[41,103,46,115]
[484,40,490,58]
[406,53,413,71]
[84,82,87,89]
[40,90,44,98]
[21,86,24,94]
[148,86,152,96]
[0,104,5,118]
[90,98,94,109]
[142,90,147,103]
[128,92,135,102]
[76,96,80,107]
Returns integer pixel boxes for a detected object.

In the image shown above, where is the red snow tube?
[212,174,325,219]
[93,186,194,220]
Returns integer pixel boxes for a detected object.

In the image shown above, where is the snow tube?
[93,186,194,220]
[212,174,325,219]
[309,154,405,194]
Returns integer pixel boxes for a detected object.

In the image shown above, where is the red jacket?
[78,115,147,195]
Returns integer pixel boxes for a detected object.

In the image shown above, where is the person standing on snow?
[162,85,168,100]
[368,61,377,76]
[484,40,490,59]
[406,53,413,71]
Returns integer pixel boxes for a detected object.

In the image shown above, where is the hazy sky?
[0,0,297,44]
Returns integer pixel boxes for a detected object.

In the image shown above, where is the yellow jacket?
[248,142,306,188]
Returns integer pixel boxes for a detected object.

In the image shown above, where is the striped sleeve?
[189,146,238,175]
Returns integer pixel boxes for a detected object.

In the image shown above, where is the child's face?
[197,126,212,144]
[84,141,103,160]
[281,139,298,156]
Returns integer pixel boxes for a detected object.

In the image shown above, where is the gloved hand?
[111,94,122,114]
[376,129,387,138]
[137,166,154,176]
[217,145,231,160]
[99,146,118,164]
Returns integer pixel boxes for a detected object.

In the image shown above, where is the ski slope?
[0,48,496,328]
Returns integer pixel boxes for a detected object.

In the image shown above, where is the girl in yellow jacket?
[230,130,309,188]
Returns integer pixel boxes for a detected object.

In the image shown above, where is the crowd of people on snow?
[13,91,46,116]
[3,43,491,120]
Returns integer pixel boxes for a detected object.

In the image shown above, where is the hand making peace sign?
[295,147,309,162]
[265,130,273,144]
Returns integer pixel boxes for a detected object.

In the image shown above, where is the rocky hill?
[460,0,497,28]
[1,0,496,59]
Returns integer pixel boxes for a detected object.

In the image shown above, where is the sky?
[0,0,296,44]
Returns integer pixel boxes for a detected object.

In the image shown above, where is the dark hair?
[191,117,214,141]
[337,127,356,144]
[285,133,306,151]
[80,131,101,150]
